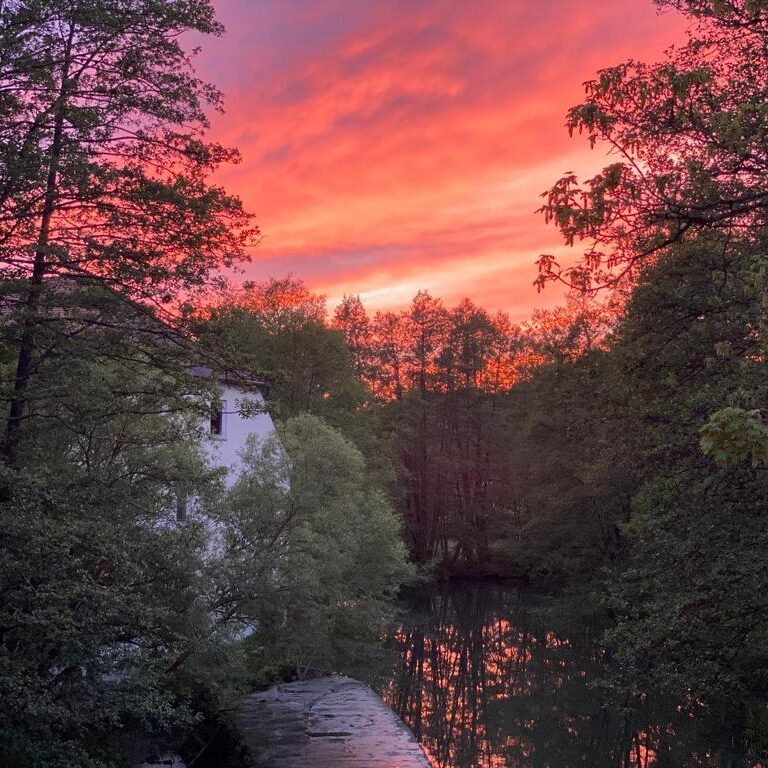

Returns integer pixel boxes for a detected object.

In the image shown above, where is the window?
[176,492,188,522]
[210,400,225,437]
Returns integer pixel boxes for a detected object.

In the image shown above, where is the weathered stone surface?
[136,753,185,768]
[235,675,431,767]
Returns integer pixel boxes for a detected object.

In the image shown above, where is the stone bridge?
[235,675,431,767]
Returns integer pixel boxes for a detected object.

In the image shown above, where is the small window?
[176,492,188,522]
[210,400,225,437]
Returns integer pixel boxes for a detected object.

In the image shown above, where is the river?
[354,580,763,768]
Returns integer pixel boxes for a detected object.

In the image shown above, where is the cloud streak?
[199,0,687,315]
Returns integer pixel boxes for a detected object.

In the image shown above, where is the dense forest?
[2,0,768,765]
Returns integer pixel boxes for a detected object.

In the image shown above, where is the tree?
[332,294,373,380]
[337,292,538,569]
[0,3,265,761]
[602,235,768,700]
[0,469,208,768]
[483,298,626,583]
[235,275,326,334]
[221,414,408,670]
[538,0,768,291]
[198,277,367,434]
[0,0,255,463]
[0,309,225,766]
[0,278,411,764]
[533,0,768,705]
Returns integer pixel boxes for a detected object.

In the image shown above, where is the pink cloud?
[198,0,688,315]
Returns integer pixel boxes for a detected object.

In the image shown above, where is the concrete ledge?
[235,675,431,767]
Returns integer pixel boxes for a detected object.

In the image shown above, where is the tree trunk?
[2,24,74,466]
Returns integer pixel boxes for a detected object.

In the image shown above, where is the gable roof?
[186,365,271,398]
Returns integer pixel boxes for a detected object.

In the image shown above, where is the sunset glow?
[199,0,687,317]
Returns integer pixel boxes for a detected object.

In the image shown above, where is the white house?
[187,365,280,488]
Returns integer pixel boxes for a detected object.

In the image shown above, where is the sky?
[197,1,688,320]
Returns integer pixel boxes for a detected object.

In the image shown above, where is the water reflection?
[371,582,761,768]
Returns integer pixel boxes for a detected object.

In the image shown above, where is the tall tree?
[198,277,368,434]
[228,414,408,670]
[601,235,768,700]
[0,301,225,766]
[332,294,372,380]
[537,0,768,290]
[0,0,255,463]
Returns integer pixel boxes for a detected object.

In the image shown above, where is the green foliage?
[0,430,213,766]
[0,2,411,762]
[224,414,409,672]
[198,278,368,434]
[0,0,254,295]
[610,465,768,699]
[529,0,768,721]
[538,0,768,289]
[0,289,409,763]
[0,298,242,766]
[700,407,768,466]
[488,350,628,583]
[330,288,619,575]
[599,237,768,699]
[0,0,255,464]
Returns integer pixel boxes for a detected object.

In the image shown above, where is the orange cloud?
[198,0,688,315]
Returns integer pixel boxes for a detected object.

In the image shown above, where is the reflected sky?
[369,583,761,768]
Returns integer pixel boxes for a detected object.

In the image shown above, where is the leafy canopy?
[0,0,256,300]
[538,0,768,290]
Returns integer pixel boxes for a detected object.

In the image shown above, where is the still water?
[361,581,763,768]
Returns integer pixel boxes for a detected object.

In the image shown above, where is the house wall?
[205,385,279,486]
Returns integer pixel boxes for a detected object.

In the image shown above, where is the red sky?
[198,1,687,320]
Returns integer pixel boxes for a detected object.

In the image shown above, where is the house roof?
[187,365,271,397]
[2,276,273,397]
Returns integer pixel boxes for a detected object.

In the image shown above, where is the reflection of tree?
[381,584,756,768]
